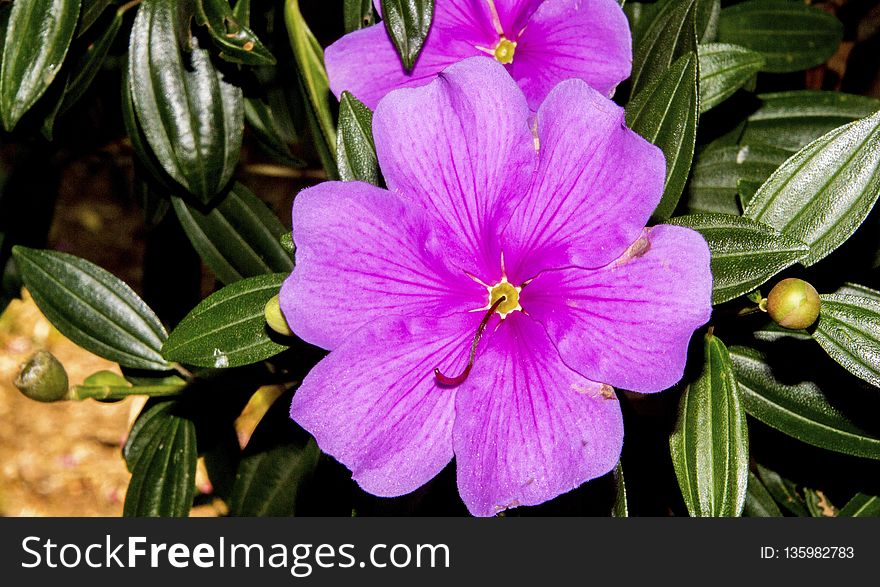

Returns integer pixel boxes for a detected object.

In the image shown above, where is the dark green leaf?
[755,463,808,516]
[244,97,304,167]
[162,273,289,368]
[195,0,275,65]
[380,0,434,72]
[612,461,627,517]
[744,109,880,266]
[123,401,197,517]
[0,0,81,131]
[670,334,749,517]
[805,488,837,517]
[814,292,880,388]
[128,0,244,203]
[172,182,293,285]
[630,0,697,96]
[12,246,170,371]
[696,0,719,43]
[731,345,880,460]
[58,7,123,116]
[668,214,809,304]
[736,178,761,209]
[337,91,379,185]
[627,52,699,221]
[227,390,320,516]
[344,0,375,32]
[78,0,117,37]
[698,43,763,113]
[718,0,842,73]
[839,493,880,517]
[743,471,782,517]
[686,144,789,215]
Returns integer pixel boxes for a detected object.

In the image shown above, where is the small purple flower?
[281,58,711,516]
[326,0,632,110]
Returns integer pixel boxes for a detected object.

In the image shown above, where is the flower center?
[493,37,517,64]
[488,279,521,318]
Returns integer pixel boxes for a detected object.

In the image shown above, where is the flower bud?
[14,350,70,402]
[767,278,820,330]
[264,294,293,336]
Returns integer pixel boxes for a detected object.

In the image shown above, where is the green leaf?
[627,52,699,221]
[195,0,275,65]
[754,464,808,516]
[696,0,720,43]
[128,0,244,203]
[741,91,880,153]
[630,0,697,96]
[244,97,304,167]
[78,0,117,37]
[744,109,880,266]
[814,292,880,388]
[805,488,837,517]
[717,0,842,73]
[838,493,880,517]
[686,144,789,215]
[123,401,197,517]
[380,0,434,72]
[73,371,186,400]
[12,246,170,371]
[670,334,749,517]
[0,0,81,131]
[171,182,293,285]
[162,273,289,368]
[730,345,880,460]
[337,91,379,185]
[344,0,375,32]
[611,461,628,517]
[227,390,320,516]
[743,471,782,517]
[285,0,337,177]
[698,43,763,113]
[668,214,809,304]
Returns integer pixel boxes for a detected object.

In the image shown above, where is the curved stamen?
[435,296,506,387]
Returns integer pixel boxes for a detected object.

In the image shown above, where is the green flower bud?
[767,278,820,330]
[14,350,70,402]
[264,294,293,336]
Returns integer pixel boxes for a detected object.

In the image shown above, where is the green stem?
[72,384,185,401]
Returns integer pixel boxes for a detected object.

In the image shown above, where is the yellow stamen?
[488,279,521,318]
[493,37,517,65]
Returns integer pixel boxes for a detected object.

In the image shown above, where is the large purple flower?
[326,0,632,110]
[281,58,711,516]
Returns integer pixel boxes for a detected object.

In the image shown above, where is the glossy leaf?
[668,214,809,304]
[78,0,117,37]
[227,390,320,516]
[0,0,81,131]
[744,109,880,266]
[627,52,699,221]
[631,0,697,96]
[123,401,197,517]
[344,0,375,32]
[162,273,289,368]
[337,91,379,185]
[670,335,749,517]
[754,464,808,517]
[128,0,244,203]
[172,182,293,285]
[717,1,842,73]
[612,462,628,517]
[380,0,434,72]
[743,471,782,517]
[814,292,880,388]
[696,0,719,43]
[838,493,880,517]
[195,0,276,65]
[730,346,880,460]
[12,246,170,371]
[698,43,763,113]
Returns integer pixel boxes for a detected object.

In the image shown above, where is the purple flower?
[280,58,711,516]
[326,0,632,110]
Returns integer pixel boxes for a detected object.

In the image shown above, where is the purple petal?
[291,313,481,497]
[512,0,632,108]
[374,57,536,280]
[492,0,544,36]
[524,225,712,393]
[280,181,483,351]
[502,79,666,282]
[454,315,623,516]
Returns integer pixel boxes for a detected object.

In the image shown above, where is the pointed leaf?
[12,246,170,371]
[698,43,763,113]
[743,471,782,517]
[78,1,118,37]
[668,214,809,304]
[380,0,434,72]
[631,0,697,96]
[195,0,275,65]
[336,91,379,185]
[670,334,749,517]
[814,291,880,388]
[839,493,880,517]
[611,461,628,517]
[754,463,808,516]
[344,0,376,32]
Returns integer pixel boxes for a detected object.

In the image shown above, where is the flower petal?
[326,3,497,109]
[492,0,544,36]
[454,315,624,516]
[524,225,712,393]
[503,79,666,281]
[281,181,483,351]
[512,0,632,108]
[291,313,480,497]
[374,57,537,280]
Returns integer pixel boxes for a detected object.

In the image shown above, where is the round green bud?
[264,294,293,336]
[767,278,820,330]
[14,350,70,402]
